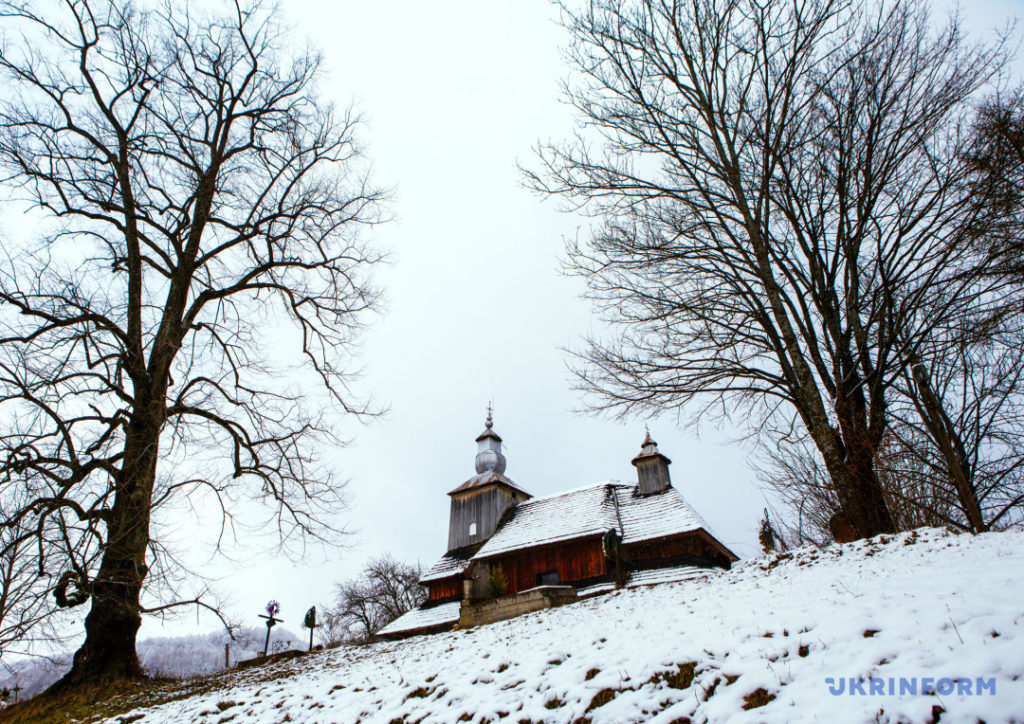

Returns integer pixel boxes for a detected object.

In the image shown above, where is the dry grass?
[742,687,776,710]
[648,662,697,690]
[0,649,327,724]
[0,678,186,724]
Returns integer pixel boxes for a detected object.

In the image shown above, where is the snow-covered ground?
[0,626,303,699]
[102,527,1024,723]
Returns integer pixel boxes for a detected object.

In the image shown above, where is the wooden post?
[303,606,317,652]
[224,642,230,668]
[262,620,273,656]
[258,613,282,656]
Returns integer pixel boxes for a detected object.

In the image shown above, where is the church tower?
[631,430,673,495]
[446,409,531,551]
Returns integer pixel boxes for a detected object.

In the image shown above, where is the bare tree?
[0,489,73,658]
[756,439,837,547]
[315,608,351,650]
[327,555,424,645]
[963,89,1024,287]
[527,0,1008,539]
[760,427,965,546]
[0,0,383,687]
[892,323,1024,531]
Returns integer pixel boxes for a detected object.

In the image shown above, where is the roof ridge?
[519,480,633,505]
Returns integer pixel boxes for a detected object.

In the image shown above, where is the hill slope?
[99,528,1022,723]
[0,627,304,701]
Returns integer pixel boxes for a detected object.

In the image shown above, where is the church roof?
[447,471,530,497]
[614,482,711,545]
[470,481,716,560]
[377,600,461,638]
[575,563,711,596]
[419,544,478,584]
[470,482,621,559]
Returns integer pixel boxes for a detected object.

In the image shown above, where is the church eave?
[447,472,531,498]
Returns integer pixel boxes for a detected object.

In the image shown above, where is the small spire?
[475,404,506,474]
[640,427,658,454]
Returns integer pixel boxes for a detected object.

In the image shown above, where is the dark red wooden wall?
[427,577,461,601]
[626,531,731,568]
[485,536,607,594]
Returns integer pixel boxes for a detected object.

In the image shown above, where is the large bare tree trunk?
[56,416,162,686]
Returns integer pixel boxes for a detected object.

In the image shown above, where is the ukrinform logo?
[825,677,996,696]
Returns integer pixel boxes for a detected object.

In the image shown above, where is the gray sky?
[126,0,1022,639]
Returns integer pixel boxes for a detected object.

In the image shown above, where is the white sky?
[140,0,767,639]
[20,0,1011,641]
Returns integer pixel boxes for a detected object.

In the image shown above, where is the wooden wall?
[427,577,462,602]
[626,532,731,569]
[429,531,730,603]
[485,536,607,594]
[447,485,527,551]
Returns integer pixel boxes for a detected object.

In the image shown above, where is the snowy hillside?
[0,626,302,699]
[100,528,1023,723]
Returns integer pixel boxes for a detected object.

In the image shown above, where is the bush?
[486,566,508,599]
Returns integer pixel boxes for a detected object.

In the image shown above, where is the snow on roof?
[377,601,460,637]
[472,483,620,559]
[626,565,711,587]
[419,553,472,584]
[612,485,709,545]
[471,482,711,560]
[575,565,710,597]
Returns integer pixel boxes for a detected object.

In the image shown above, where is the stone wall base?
[459,585,577,628]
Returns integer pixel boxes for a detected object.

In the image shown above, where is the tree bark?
[53,410,162,688]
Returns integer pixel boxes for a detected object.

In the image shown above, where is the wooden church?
[379,414,737,639]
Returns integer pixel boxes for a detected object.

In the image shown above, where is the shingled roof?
[470,481,714,560]
[613,483,714,545]
[447,471,530,497]
[419,543,480,584]
[377,600,461,638]
[470,483,621,559]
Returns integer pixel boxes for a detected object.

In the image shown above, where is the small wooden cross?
[258,600,283,657]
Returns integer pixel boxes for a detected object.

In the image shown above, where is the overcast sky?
[123,0,1023,640]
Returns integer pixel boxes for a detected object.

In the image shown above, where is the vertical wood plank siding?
[447,485,525,551]
[625,532,731,569]
[427,577,462,601]
[485,536,607,593]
